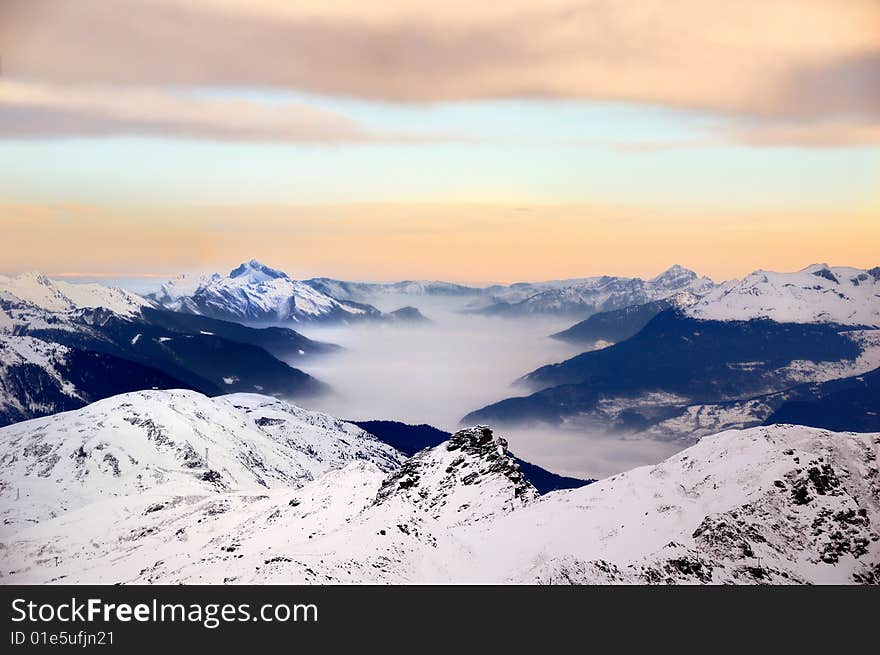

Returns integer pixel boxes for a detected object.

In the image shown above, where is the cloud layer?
[0,81,376,142]
[2,1,878,146]
[3,0,878,116]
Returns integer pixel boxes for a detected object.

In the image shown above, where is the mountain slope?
[460,425,880,584]
[764,367,880,433]
[21,311,327,401]
[153,260,383,323]
[0,390,402,535]
[138,307,339,360]
[0,335,195,427]
[551,297,678,345]
[471,264,880,435]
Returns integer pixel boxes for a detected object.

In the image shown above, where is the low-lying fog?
[295,295,682,479]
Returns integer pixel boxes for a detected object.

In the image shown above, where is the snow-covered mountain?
[2,394,876,584]
[473,265,714,317]
[0,390,402,535]
[686,264,880,327]
[153,260,383,323]
[0,272,151,317]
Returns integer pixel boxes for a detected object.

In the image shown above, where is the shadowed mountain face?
[0,336,196,427]
[350,419,594,494]
[527,311,862,394]
[765,367,880,433]
[464,310,870,431]
[24,311,328,401]
[551,297,676,345]
[138,307,340,360]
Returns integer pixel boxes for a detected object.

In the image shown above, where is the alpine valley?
[1,261,878,585]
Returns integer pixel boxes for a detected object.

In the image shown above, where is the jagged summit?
[373,425,538,526]
[228,259,289,282]
[152,262,382,323]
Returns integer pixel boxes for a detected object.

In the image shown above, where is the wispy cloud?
[0,80,451,143]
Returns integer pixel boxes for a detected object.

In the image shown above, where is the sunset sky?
[1,1,878,283]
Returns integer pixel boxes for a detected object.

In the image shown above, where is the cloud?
[0,80,389,142]
[2,0,879,120]
[731,120,880,148]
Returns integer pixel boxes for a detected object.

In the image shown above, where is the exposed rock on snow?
[373,426,537,527]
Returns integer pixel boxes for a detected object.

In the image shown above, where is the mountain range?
[2,390,876,584]
[1,260,878,585]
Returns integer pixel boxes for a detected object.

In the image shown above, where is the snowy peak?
[686,264,880,326]
[373,426,538,526]
[650,264,696,286]
[153,261,382,323]
[0,272,150,317]
[0,390,403,533]
[228,259,289,283]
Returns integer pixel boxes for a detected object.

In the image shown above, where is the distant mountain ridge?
[304,278,481,302]
[471,265,714,318]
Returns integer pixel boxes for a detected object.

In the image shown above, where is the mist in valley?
[295,294,684,479]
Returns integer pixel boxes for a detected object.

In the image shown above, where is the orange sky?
[2,202,877,283]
